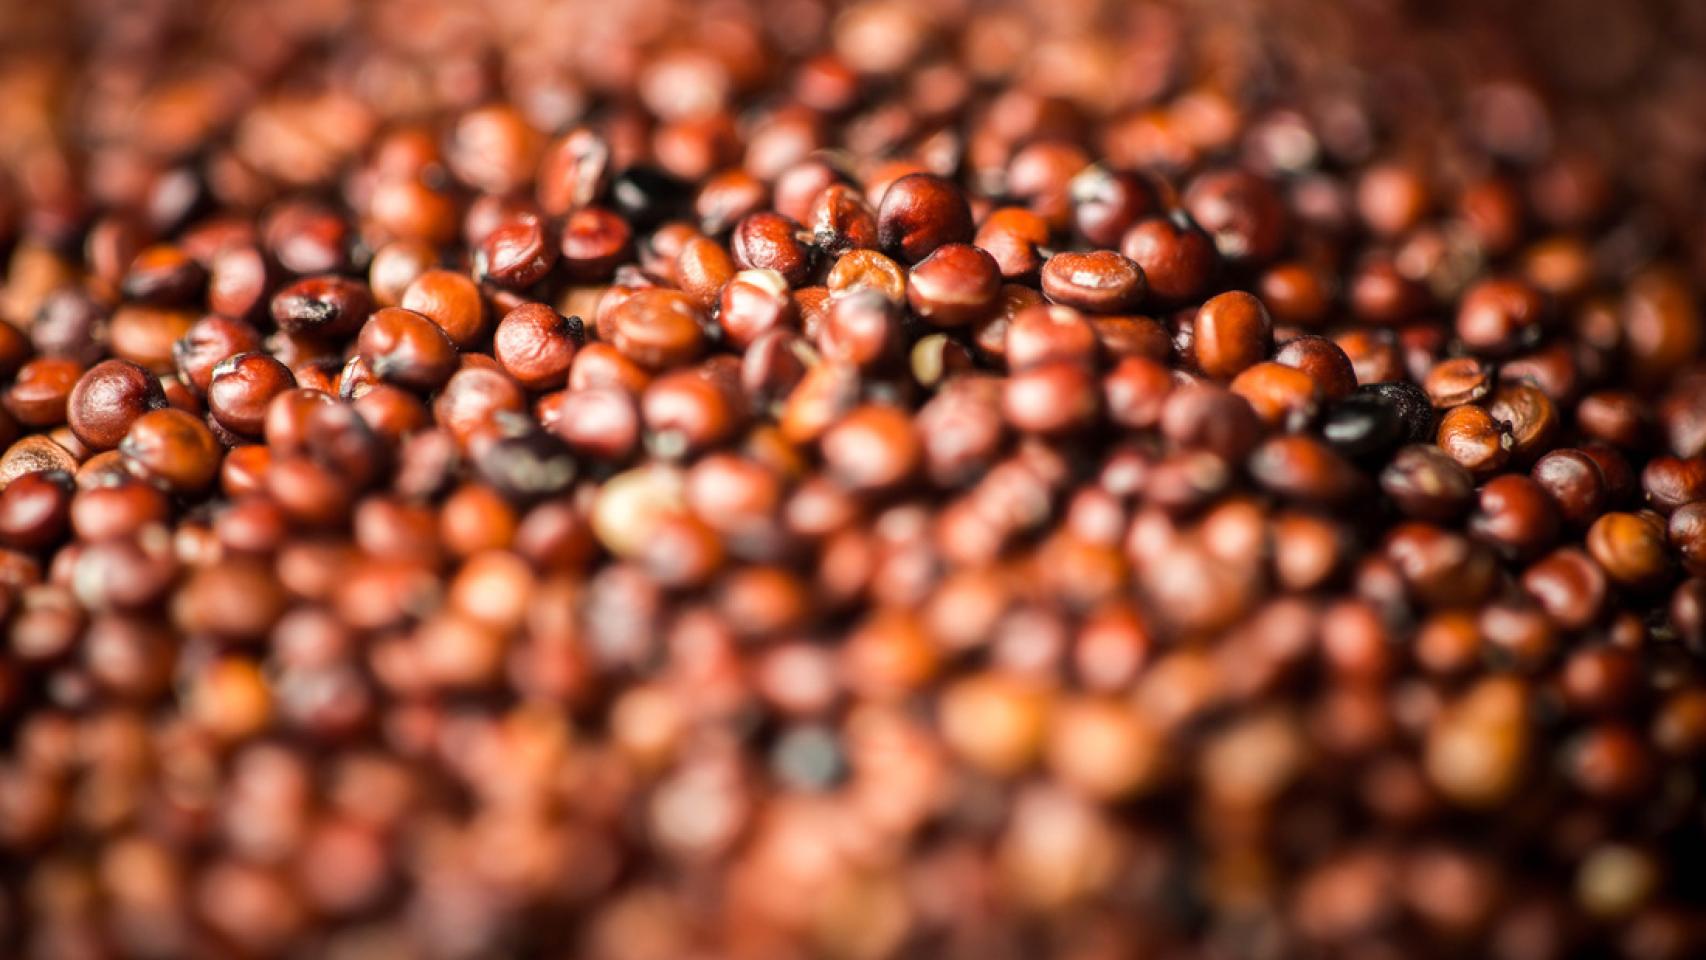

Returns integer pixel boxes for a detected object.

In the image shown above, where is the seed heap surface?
[1,0,1706,957]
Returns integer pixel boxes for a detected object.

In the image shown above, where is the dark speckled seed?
[474,432,578,505]
[610,165,691,229]
[1355,380,1435,443]
[1320,394,1404,460]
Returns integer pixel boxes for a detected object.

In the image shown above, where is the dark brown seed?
[819,290,902,370]
[1183,168,1287,264]
[5,358,83,428]
[1642,456,1706,515]
[1003,361,1100,435]
[1162,383,1263,462]
[357,308,461,392]
[0,471,73,551]
[1380,445,1476,521]
[559,207,634,281]
[271,276,374,340]
[476,215,559,288]
[1423,357,1494,408]
[908,244,1001,326]
[1230,362,1321,430]
[1257,262,1332,328]
[1193,290,1273,380]
[400,270,488,349]
[118,409,221,493]
[641,368,742,456]
[1457,278,1545,356]
[1273,336,1358,403]
[207,353,296,438]
[1248,435,1361,502]
[1487,383,1558,466]
[808,183,880,258]
[1040,251,1146,314]
[31,288,106,364]
[121,244,207,305]
[1532,449,1608,527]
[821,405,920,491]
[608,290,708,370]
[174,315,263,396]
[368,239,438,308]
[1122,213,1217,303]
[719,269,797,348]
[1522,548,1608,630]
[545,386,640,462]
[493,304,580,391]
[0,438,77,493]
[67,360,168,452]
[975,207,1050,281]
[1437,405,1512,476]
[731,212,813,287]
[877,173,974,263]
[1071,167,1160,248]
[1469,474,1559,561]
[1586,512,1670,591]
[1667,502,1706,577]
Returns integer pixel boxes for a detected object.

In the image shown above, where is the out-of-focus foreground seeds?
[0,1,1704,959]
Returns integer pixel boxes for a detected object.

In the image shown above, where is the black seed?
[1356,380,1435,443]
[1322,394,1404,460]
[609,165,690,230]
[475,432,579,505]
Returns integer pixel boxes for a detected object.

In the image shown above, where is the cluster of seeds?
[2,0,1706,957]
